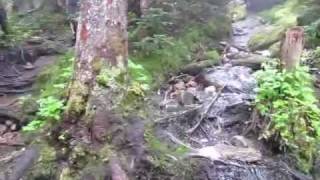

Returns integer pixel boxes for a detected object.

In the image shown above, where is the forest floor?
[0,0,319,179]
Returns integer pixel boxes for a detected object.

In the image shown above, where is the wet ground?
[153,1,312,179]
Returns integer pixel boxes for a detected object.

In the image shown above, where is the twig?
[186,85,225,134]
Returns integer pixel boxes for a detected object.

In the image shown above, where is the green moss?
[248,26,284,51]
[204,50,220,63]
[66,81,90,115]
[260,0,307,26]
[27,142,58,179]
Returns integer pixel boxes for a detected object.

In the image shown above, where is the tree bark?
[66,0,128,119]
[140,0,150,16]
[280,27,304,70]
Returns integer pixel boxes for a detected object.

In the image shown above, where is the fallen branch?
[186,85,225,134]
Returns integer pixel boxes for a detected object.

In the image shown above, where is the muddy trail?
[152,1,312,180]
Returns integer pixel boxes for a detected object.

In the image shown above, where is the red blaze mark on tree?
[80,21,89,43]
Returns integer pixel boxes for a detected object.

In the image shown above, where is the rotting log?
[280,27,305,70]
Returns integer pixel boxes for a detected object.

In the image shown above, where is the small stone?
[179,91,195,105]
[165,101,182,112]
[187,87,197,96]
[23,62,36,70]
[204,86,217,96]
[10,124,17,131]
[229,47,239,54]
[5,120,13,126]
[186,80,197,87]
[174,81,186,90]
[230,135,249,148]
[0,124,7,135]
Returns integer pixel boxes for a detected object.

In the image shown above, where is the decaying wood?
[280,27,304,70]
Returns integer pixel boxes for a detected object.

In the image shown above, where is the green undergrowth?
[0,11,68,47]
[22,51,75,131]
[261,0,307,26]
[255,62,320,172]
[131,23,227,86]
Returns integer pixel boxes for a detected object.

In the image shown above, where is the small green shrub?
[23,52,74,131]
[23,96,65,132]
[255,62,320,172]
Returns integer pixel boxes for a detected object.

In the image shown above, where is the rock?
[231,54,273,70]
[180,60,220,76]
[204,66,256,94]
[23,62,36,70]
[248,26,284,51]
[186,80,197,88]
[204,86,216,96]
[26,37,44,45]
[0,124,7,135]
[5,120,13,126]
[233,27,248,36]
[256,50,271,57]
[230,135,249,147]
[165,101,183,112]
[174,81,186,91]
[186,87,197,96]
[10,124,17,131]
[179,91,195,105]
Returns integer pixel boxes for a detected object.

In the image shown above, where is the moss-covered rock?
[248,26,284,51]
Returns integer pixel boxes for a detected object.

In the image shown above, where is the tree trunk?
[66,0,128,119]
[280,27,304,70]
[140,0,150,16]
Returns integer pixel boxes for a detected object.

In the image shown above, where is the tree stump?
[280,27,305,70]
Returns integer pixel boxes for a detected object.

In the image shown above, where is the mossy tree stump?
[280,27,305,70]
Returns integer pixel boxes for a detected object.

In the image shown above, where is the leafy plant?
[255,62,320,172]
[23,52,74,132]
[23,96,65,132]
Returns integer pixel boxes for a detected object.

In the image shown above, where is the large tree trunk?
[66,0,128,119]
[280,27,305,70]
